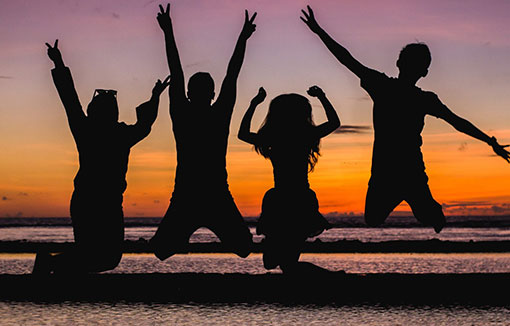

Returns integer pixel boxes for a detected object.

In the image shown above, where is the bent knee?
[232,235,254,258]
[92,251,122,272]
[233,240,253,258]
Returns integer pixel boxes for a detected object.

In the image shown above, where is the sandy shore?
[1,239,510,253]
[1,272,508,305]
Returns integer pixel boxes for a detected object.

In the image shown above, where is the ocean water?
[2,252,510,274]
[0,301,508,326]
[1,223,509,325]
[2,226,510,243]
[2,224,510,274]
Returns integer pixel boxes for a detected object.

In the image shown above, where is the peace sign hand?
[300,5,321,34]
[157,3,172,31]
[240,10,257,40]
[152,75,171,97]
[45,39,63,66]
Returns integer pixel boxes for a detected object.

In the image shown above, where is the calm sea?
[0,301,509,326]
[1,220,510,274]
[1,218,509,325]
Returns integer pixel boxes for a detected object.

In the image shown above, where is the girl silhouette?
[238,86,340,273]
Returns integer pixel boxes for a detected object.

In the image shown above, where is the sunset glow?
[1,0,509,217]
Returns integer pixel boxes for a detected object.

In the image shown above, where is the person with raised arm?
[33,40,170,274]
[301,6,510,233]
[150,4,256,260]
[238,86,340,274]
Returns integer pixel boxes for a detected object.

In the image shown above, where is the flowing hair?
[255,93,320,171]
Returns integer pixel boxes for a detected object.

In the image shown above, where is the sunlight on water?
[0,302,508,326]
[2,253,510,275]
[1,226,510,243]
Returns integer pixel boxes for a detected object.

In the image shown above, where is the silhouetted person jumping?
[150,4,256,260]
[301,6,510,233]
[238,86,340,273]
[33,40,170,274]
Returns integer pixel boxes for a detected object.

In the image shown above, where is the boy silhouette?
[301,6,510,233]
[150,4,256,259]
[33,40,169,274]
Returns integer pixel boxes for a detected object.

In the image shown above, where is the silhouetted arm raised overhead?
[301,6,372,80]
[46,40,86,138]
[238,87,266,145]
[157,4,186,107]
[127,76,170,147]
[215,10,257,119]
[429,94,510,163]
[307,86,341,139]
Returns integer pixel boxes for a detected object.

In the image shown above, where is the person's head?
[87,89,119,124]
[397,42,431,81]
[256,93,320,170]
[187,72,215,105]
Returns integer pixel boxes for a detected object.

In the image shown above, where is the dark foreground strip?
[2,240,510,253]
[0,273,508,305]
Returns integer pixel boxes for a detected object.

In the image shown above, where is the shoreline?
[2,239,510,253]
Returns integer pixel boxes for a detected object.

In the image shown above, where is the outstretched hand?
[251,87,266,105]
[490,137,510,163]
[157,3,172,31]
[300,5,321,34]
[45,39,63,66]
[307,85,325,98]
[240,10,257,39]
[152,75,171,97]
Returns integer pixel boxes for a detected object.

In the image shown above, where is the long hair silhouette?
[255,94,320,171]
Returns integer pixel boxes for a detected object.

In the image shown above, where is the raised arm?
[157,4,186,104]
[238,87,266,145]
[301,6,371,80]
[128,76,171,146]
[440,108,509,163]
[307,86,341,139]
[215,10,257,115]
[46,39,86,138]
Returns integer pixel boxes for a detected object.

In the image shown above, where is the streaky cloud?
[334,125,371,134]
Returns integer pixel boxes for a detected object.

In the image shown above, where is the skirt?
[257,187,331,240]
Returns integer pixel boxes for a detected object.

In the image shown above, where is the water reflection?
[2,253,510,275]
[0,301,508,326]
[1,226,510,243]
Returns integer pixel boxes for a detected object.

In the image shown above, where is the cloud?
[111,12,120,19]
[442,201,490,209]
[442,201,510,215]
[185,61,208,68]
[18,192,28,196]
[0,76,13,79]
[458,142,468,151]
[334,125,371,134]
[4,212,22,217]
[154,200,160,204]
[491,205,505,213]
[2,196,9,201]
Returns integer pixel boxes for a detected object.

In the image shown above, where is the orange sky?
[1,0,509,217]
